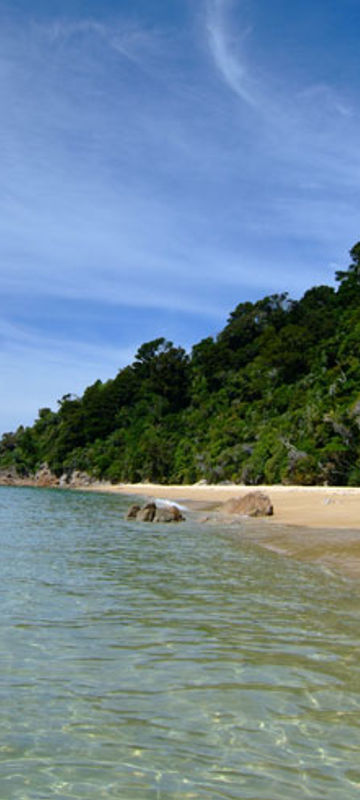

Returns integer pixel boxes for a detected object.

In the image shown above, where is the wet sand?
[103,482,360,528]
[102,482,360,579]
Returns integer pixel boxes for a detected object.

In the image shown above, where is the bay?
[1,486,360,799]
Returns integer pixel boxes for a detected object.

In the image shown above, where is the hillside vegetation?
[2,242,360,486]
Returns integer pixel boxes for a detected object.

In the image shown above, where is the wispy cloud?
[0,317,136,431]
[38,17,163,67]
[206,0,257,106]
[0,0,359,431]
[297,83,355,119]
[205,0,360,193]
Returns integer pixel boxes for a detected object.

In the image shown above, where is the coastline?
[3,476,360,529]
[93,482,360,530]
[101,482,360,579]
[2,477,360,576]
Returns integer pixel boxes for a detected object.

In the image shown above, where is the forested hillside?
[2,242,360,486]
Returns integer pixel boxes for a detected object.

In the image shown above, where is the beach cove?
[3,470,360,576]
[2,471,360,576]
[94,482,360,579]
[103,482,360,528]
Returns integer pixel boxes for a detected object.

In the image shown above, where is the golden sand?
[101,482,360,529]
[98,482,360,578]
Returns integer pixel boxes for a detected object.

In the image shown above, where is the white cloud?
[206,0,257,106]
[297,83,355,118]
[0,318,136,431]
[0,2,359,431]
[37,16,163,67]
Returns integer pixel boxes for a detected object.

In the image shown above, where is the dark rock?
[125,501,185,522]
[153,505,185,523]
[0,468,17,485]
[126,504,141,520]
[136,502,157,522]
[221,491,273,517]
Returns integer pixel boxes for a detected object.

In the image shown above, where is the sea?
[1,485,360,800]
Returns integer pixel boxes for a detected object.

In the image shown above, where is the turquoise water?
[1,487,360,799]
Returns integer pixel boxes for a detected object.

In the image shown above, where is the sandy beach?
[102,482,360,529]
[4,476,360,576]
[101,482,360,578]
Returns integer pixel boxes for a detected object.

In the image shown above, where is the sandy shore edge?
[99,482,360,578]
[92,482,360,530]
[3,478,360,576]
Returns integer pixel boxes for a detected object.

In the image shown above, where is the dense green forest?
[2,242,360,486]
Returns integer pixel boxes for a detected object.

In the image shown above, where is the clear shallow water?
[1,487,360,799]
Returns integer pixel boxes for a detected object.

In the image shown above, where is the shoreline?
[3,478,360,577]
[92,482,360,530]
[101,482,360,579]
[3,478,360,529]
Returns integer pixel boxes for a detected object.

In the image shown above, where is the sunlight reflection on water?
[0,486,360,799]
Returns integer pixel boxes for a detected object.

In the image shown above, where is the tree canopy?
[2,242,360,486]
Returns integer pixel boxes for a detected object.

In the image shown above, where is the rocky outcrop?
[0,465,102,490]
[34,464,59,488]
[58,471,101,488]
[154,505,185,522]
[221,491,273,517]
[0,467,23,485]
[126,504,142,519]
[67,471,96,488]
[0,464,57,487]
[137,502,157,522]
[125,501,185,523]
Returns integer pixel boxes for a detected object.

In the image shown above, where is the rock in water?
[125,501,185,522]
[136,502,157,522]
[126,504,141,520]
[153,505,185,523]
[221,491,273,517]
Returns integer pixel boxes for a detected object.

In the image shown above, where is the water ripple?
[0,486,360,799]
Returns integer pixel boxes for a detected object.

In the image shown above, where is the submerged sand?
[99,482,360,579]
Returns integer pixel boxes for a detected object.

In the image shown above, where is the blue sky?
[1,0,359,432]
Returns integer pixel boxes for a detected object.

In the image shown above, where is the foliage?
[2,242,360,486]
